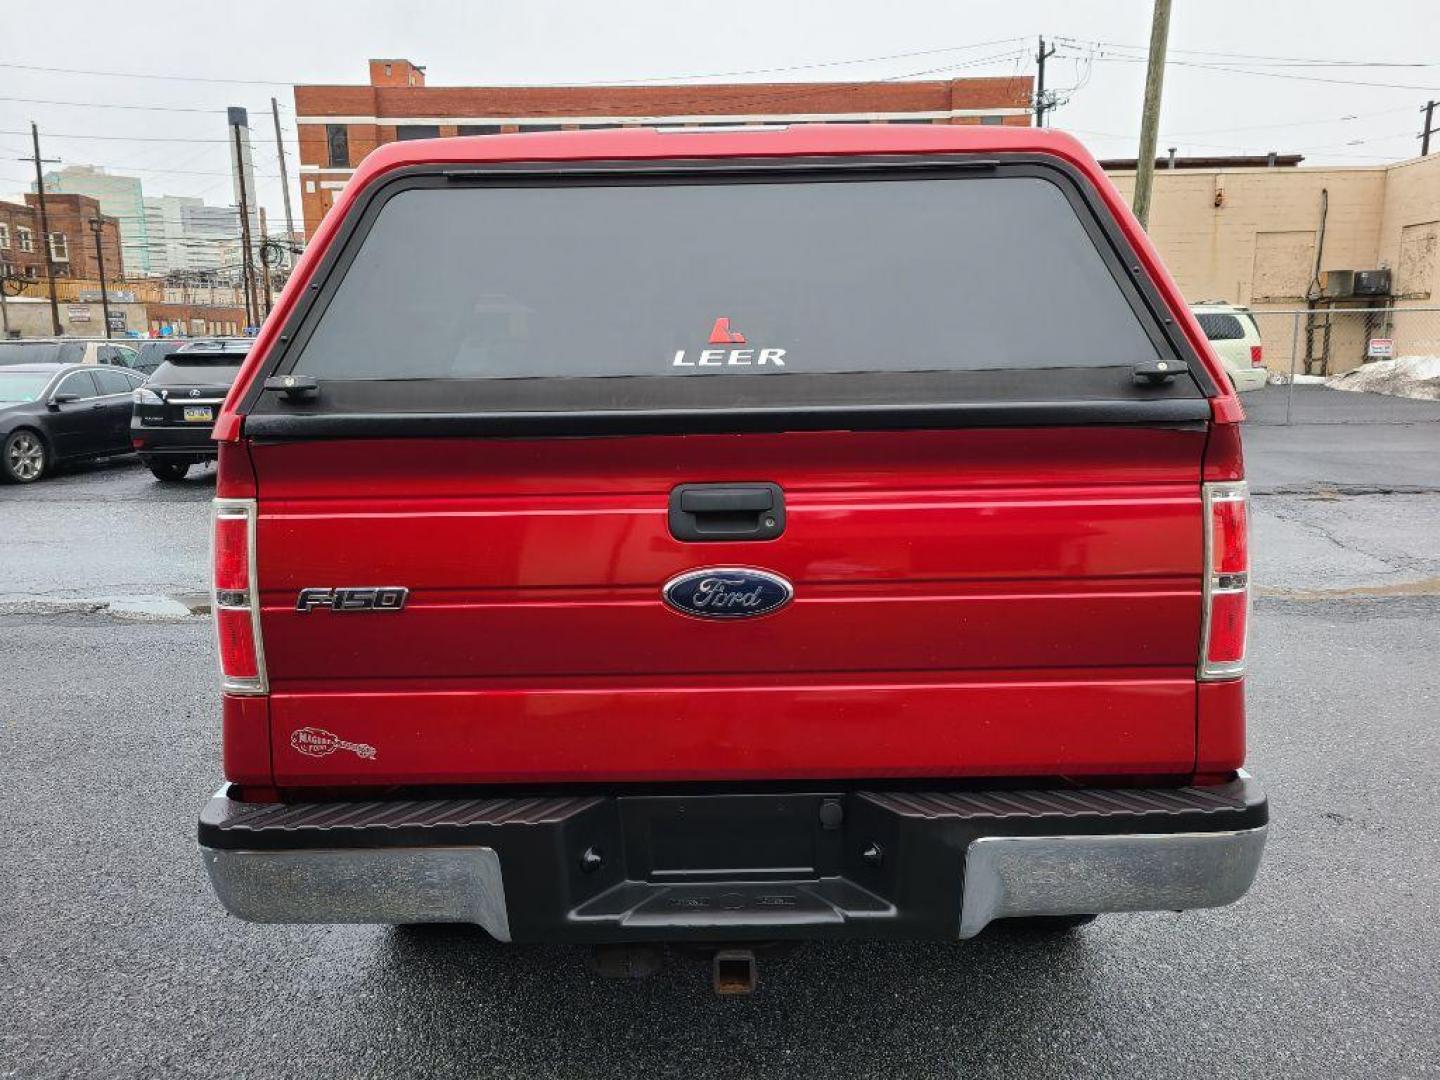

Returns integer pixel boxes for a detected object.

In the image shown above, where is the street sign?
[1367,338,1394,359]
[67,304,92,323]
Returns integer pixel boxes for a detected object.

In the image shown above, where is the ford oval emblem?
[662,567,794,620]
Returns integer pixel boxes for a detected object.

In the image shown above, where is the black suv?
[130,339,251,481]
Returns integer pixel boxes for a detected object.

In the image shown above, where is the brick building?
[294,58,1034,235]
[0,193,124,282]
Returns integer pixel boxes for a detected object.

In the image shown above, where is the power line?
[1165,106,1415,137]
[0,41,1030,92]
[0,61,292,85]
[1052,36,1436,68]
[0,50,1034,150]
[549,37,1030,86]
[0,95,274,114]
[1073,53,1440,92]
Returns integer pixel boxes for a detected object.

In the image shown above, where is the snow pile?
[1325,356,1440,401]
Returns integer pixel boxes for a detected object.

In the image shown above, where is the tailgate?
[254,425,1205,784]
[236,152,1216,786]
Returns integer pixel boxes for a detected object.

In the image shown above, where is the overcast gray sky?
[3,0,1438,234]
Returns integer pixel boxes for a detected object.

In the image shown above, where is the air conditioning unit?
[1353,268,1392,296]
[1321,270,1356,298]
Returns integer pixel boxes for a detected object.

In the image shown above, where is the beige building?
[1105,153,1440,373]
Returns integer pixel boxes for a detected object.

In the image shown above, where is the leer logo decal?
[708,317,746,344]
[662,567,794,619]
[673,317,786,370]
[291,726,377,761]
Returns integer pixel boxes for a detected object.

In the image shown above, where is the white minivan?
[1190,303,1268,392]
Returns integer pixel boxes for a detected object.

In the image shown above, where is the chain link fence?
[1249,306,1440,380]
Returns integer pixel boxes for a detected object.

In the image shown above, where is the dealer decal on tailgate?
[290,727,377,761]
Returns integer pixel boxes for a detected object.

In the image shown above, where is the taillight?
[1200,481,1249,680]
[213,498,267,694]
[1250,344,1264,368]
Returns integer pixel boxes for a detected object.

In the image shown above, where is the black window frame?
[325,125,350,169]
[395,124,442,141]
[240,154,1216,437]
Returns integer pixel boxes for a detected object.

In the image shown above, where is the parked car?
[197,127,1266,981]
[130,338,251,481]
[1191,302,1268,392]
[0,363,146,482]
[0,339,142,370]
[130,339,190,376]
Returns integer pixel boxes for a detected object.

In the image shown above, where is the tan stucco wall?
[1106,153,1440,372]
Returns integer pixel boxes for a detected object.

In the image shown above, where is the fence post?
[1285,311,1301,426]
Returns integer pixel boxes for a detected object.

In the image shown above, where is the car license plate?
[183,406,214,423]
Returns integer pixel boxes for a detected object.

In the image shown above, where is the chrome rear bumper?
[200,845,511,940]
[958,825,1268,937]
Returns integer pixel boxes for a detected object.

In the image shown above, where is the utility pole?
[258,207,273,316]
[89,218,113,339]
[1422,100,1437,156]
[271,97,297,263]
[231,120,258,329]
[1035,37,1057,127]
[1132,0,1173,230]
[25,123,63,335]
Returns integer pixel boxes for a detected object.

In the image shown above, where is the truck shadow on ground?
[355,922,1110,1075]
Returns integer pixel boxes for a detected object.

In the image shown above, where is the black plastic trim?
[245,397,1210,440]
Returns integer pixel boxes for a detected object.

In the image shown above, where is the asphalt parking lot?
[2,386,1438,1079]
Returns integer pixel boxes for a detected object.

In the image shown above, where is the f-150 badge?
[295,586,408,612]
[291,727,378,760]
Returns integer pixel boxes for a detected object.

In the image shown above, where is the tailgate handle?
[670,483,785,542]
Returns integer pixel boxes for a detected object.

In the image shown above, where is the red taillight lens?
[1206,592,1248,666]
[214,514,248,594]
[1201,482,1249,680]
[1250,344,1264,368]
[1211,497,1249,575]
[213,500,265,694]
[216,607,259,679]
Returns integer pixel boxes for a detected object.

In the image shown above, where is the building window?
[0,222,8,249]
[396,125,441,141]
[518,123,562,133]
[325,124,349,168]
[17,225,34,253]
[457,124,502,136]
[980,115,1004,126]
[48,233,69,262]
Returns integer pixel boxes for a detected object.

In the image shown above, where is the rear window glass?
[149,359,244,387]
[1195,313,1247,341]
[292,176,1162,382]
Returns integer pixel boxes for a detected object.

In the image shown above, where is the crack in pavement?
[0,593,211,620]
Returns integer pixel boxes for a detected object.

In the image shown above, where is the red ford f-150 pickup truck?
[198,125,1266,977]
